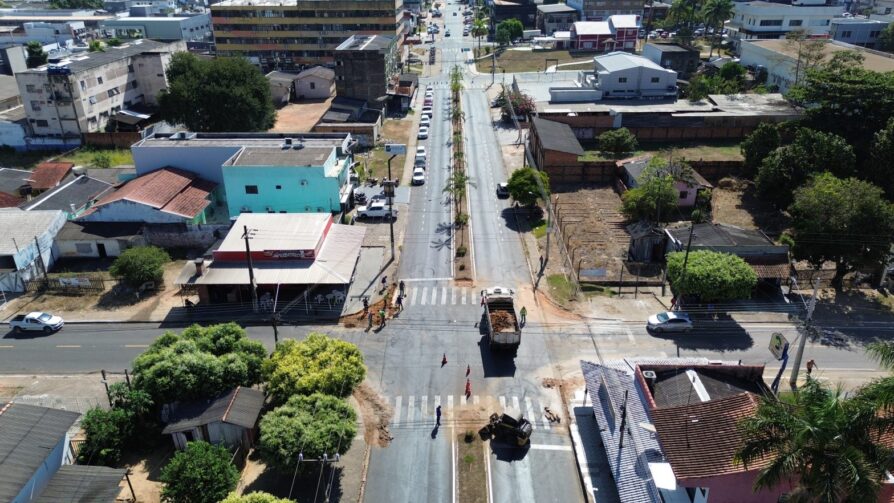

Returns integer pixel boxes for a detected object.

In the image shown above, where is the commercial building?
[547,52,677,102]
[0,9,115,31]
[210,0,408,72]
[725,1,845,51]
[566,0,642,21]
[537,3,579,34]
[829,17,890,48]
[100,14,212,42]
[14,39,186,139]
[334,34,399,109]
[571,15,640,50]
[642,42,701,75]
[739,38,894,92]
[176,212,366,305]
[488,0,542,29]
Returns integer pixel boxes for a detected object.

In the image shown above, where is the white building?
[0,209,66,292]
[15,39,185,139]
[726,1,846,52]
[549,51,678,102]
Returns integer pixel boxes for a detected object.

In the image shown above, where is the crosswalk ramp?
[383,394,560,431]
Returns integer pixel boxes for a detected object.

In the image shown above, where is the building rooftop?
[645,365,770,408]
[336,34,395,52]
[102,16,197,22]
[23,175,113,212]
[645,42,698,53]
[20,39,179,75]
[666,222,774,248]
[573,20,611,36]
[0,167,31,196]
[831,16,889,24]
[219,213,331,253]
[29,161,73,191]
[0,74,19,102]
[0,209,63,255]
[266,70,299,85]
[56,221,143,241]
[224,146,334,167]
[0,402,81,502]
[743,39,894,73]
[596,51,667,72]
[34,465,126,503]
[162,386,265,434]
[296,65,334,80]
[610,14,640,28]
[134,132,352,151]
[537,3,577,14]
[735,0,843,8]
[532,117,583,155]
[84,167,215,219]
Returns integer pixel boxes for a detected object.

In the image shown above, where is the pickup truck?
[481,287,521,351]
[9,312,64,334]
[356,201,398,219]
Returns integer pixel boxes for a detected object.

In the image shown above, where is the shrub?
[160,441,238,503]
[109,246,170,288]
[263,333,366,404]
[597,128,638,156]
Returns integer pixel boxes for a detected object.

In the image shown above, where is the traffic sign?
[385,144,406,155]
[769,332,788,360]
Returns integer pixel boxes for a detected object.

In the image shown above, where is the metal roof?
[0,402,81,502]
[537,3,577,13]
[532,117,584,155]
[34,465,126,503]
[23,175,113,212]
[224,146,334,167]
[56,221,143,241]
[20,39,179,75]
[219,213,331,253]
[0,209,64,256]
[595,51,668,73]
[162,386,265,434]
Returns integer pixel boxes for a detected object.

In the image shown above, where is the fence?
[82,132,142,149]
[25,272,107,294]
[546,159,744,186]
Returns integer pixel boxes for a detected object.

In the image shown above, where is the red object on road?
[465,378,471,397]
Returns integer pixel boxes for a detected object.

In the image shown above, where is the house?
[28,162,73,193]
[725,1,845,52]
[162,386,265,451]
[266,71,299,107]
[618,155,712,208]
[176,213,365,305]
[488,0,540,29]
[0,209,66,292]
[566,0,642,21]
[739,39,894,92]
[571,15,640,51]
[642,43,701,76]
[528,117,584,170]
[78,167,218,224]
[334,35,400,111]
[295,66,335,100]
[22,174,113,219]
[0,75,21,113]
[131,132,355,216]
[537,4,580,35]
[0,167,33,206]
[830,17,891,48]
[548,51,677,102]
[665,222,791,283]
[0,402,126,503]
[53,221,145,258]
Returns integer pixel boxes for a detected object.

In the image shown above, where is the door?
[96,243,107,258]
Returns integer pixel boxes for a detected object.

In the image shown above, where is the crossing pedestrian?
[806,359,817,376]
[399,280,406,297]
[396,294,403,312]
[520,306,527,326]
[436,405,442,426]
[442,353,448,367]
[466,364,471,377]
[465,378,471,398]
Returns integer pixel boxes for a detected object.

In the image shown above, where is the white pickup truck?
[356,201,398,219]
[9,312,64,334]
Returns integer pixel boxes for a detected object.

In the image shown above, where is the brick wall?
[82,132,143,149]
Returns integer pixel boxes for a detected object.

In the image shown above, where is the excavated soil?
[353,382,394,448]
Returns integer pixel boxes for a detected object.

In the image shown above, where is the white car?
[414,153,427,168]
[9,311,64,334]
[417,126,429,139]
[416,145,426,157]
[357,200,398,219]
[425,91,434,99]
[647,312,693,333]
[412,167,426,185]
[420,116,431,127]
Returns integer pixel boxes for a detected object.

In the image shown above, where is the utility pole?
[243,226,259,312]
[33,235,48,284]
[387,154,397,259]
[790,279,819,389]
[671,223,696,309]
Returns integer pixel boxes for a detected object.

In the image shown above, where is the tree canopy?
[506,167,549,207]
[620,158,678,222]
[109,246,170,287]
[133,323,266,404]
[221,493,293,503]
[160,441,239,503]
[49,0,102,8]
[77,382,152,466]
[495,27,510,46]
[258,393,357,472]
[740,122,781,178]
[666,250,757,302]
[755,128,855,208]
[159,53,276,132]
[879,23,894,53]
[597,128,638,156]
[868,118,894,199]
[789,173,894,289]
[25,41,47,68]
[263,333,366,404]
[496,18,523,40]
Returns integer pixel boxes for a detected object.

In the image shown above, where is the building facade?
[726,1,845,51]
[830,17,890,47]
[642,42,701,75]
[566,0,642,21]
[295,65,335,100]
[15,39,185,139]
[210,0,407,72]
[334,34,397,109]
[100,14,212,42]
[571,15,640,50]
[537,3,579,35]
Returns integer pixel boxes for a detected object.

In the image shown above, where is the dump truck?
[481,287,521,350]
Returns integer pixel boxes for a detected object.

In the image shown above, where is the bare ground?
[120,445,174,503]
[457,433,488,503]
[269,98,334,133]
[353,381,394,448]
[711,177,789,236]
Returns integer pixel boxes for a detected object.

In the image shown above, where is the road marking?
[499,396,506,410]
[485,442,495,503]
[452,429,458,503]
[528,444,573,452]
[441,287,447,305]
[0,345,14,348]
[512,396,520,414]
[525,397,536,429]
[401,277,454,283]
[626,327,636,344]
[422,395,428,417]
[124,344,149,348]
[473,395,480,406]
[420,287,428,306]
[448,394,454,411]
[461,394,467,406]
[408,395,415,424]
[55,345,81,348]
[461,287,467,305]
[431,287,438,305]
[451,287,457,305]
[411,287,419,306]
[393,396,402,427]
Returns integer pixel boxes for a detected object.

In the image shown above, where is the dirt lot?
[457,432,488,503]
[710,177,789,236]
[355,118,413,184]
[269,98,334,132]
[580,140,743,162]
[480,49,599,73]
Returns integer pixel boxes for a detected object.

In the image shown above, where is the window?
[759,19,782,26]
[30,100,41,111]
[309,82,316,90]
[131,80,138,89]
[107,88,120,97]
[80,80,86,91]
[89,96,97,105]
[275,185,282,189]
[97,76,103,84]
[651,77,660,83]
[618,77,627,83]
[788,19,802,26]
[25,84,36,93]
[245,185,259,194]
[75,243,93,254]
[840,30,852,37]
[679,190,689,199]
[128,64,134,72]
[35,119,49,127]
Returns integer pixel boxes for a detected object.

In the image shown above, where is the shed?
[618,155,712,208]
[529,117,584,170]
[266,71,299,107]
[54,221,145,258]
[162,386,265,451]
[295,66,335,100]
[627,221,666,262]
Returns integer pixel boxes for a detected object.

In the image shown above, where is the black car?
[496,182,509,198]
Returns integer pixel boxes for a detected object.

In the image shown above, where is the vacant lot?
[356,118,413,184]
[580,140,743,162]
[480,49,599,74]
[710,177,789,236]
[0,147,134,170]
[270,97,334,132]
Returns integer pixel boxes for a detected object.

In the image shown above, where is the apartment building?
[334,34,398,108]
[566,0,642,21]
[830,17,890,48]
[15,39,186,139]
[726,1,845,51]
[210,0,407,72]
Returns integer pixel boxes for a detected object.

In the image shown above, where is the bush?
[221,493,292,503]
[91,151,112,168]
[456,246,467,257]
[456,213,469,227]
[160,441,238,503]
[507,167,549,206]
[78,407,132,466]
[109,246,170,288]
[597,128,638,156]
[263,333,366,404]
[666,250,758,302]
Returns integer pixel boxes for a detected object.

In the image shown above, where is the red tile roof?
[29,162,74,190]
[0,191,22,208]
[88,167,215,219]
[650,392,769,480]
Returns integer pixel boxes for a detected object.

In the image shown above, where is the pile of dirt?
[353,382,394,447]
[716,176,748,190]
[490,311,515,332]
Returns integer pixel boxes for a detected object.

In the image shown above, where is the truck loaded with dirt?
[481,287,521,350]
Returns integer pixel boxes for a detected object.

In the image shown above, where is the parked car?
[416,145,427,157]
[426,84,434,92]
[9,312,64,334]
[647,312,693,333]
[412,167,426,185]
[422,106,433,115]
[420,116,431,127]
[496,182,509,198]
[424,98,433,106]
[418,126,429,139]
[357,201,398,219]
[445,30,451,37]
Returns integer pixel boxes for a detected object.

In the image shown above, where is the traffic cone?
[465,378,471,397]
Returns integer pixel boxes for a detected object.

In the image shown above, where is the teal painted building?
[222,145,351,215]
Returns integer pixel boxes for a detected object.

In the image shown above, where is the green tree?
[597,128,638,157]
[620,157,678,222]
[49,0,102,8]
[740,122,780,178]
[263,333,366,404]
[495,27,510,46]
[160,441,238,503]
[736,379,892,502]
[91,151,111,168]
[472,18,488,54]
[221,493,293,503]
[88,40,104,52]
[133,323,266,404]
[259,393,357,472]
[506,167,549,207]
[879,23,894,53]
[789,173,894,290]
[666,250,757,301]
[719,61,746,82]
[496,18,523,40]
[784,29,826,86]
[755,128,855,208]
[107,37,122,47]
[25,41,47,68]
[109,246,170,288]
[701,0,734,58]
[159,53,275,132]
[107,382,152,417]
[77,407,132,466]
[868,117,894,199]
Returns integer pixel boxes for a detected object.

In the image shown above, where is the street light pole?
[789,279,819,389]
[387,154,397,259]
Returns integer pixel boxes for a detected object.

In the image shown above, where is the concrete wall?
[12,433,68,503]
[295,74,334,100]
[132,144,240,184]
[79,199,197,224]
[54,236,144,257]
[144,223,228,249]
[223,161,345,215]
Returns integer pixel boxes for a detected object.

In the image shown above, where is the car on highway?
[412,167,426,185]
[496,182,509,198]
[356,200,398,219]
[647,312,693,333]
[9,312,64,334]
[420,116,431,127]
[417,126,429,139]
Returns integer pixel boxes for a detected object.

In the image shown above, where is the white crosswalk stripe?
[461,288,468,304]
[447,395,454,411]
[512,396,520,414]
[421,395,428,418]
[410,287,418,306]
[430,287,438,305]
[441,287,447,305]
[419,287,428,306]
[393,396,402,427]
[407,395,415,424]
[404,285,489,307]
[499,396,506,410]
[525,397,536,430]
[451,287,457,305]
[385,394,558,429]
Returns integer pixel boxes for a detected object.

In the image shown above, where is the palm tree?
[701,0,734,58]
[472,18,488,56]
[735,378,892,502]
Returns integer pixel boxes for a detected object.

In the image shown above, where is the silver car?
[647,312,693,333]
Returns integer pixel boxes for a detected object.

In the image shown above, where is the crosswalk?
[384,393,559,431]
[404,285,475,307]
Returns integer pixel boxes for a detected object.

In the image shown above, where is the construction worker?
[396,294,403,312]
[436,405,442,426]
[362,296,369,313]
[520,306,527,326]
[379,308,386,328]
